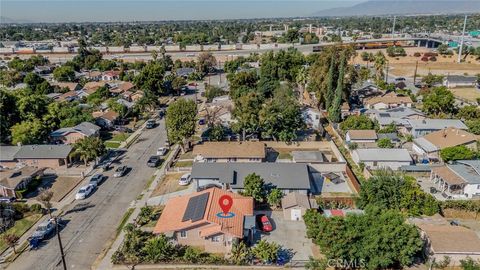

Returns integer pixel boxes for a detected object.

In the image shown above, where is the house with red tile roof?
[153,187,254,254]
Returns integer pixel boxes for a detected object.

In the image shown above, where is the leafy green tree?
[16,91,50,121]
[142,234,176,263]
[328,53,345,123]
[43,101,94,130]
[196,52,216,75]
[377,137,394,148]
[107,99,128,118]
[259,87,304,142]
[70,137,106,165]
[208,124,225,141]
[284,29,299,43]
[378,123,397,134]
[325,57,336,110]
[10,119,47,145]
[134,61,165,95]
[357,170,439,216]
[303,207,423,270]
[24,72,53,94]
[232,92,262,140]
[165,99,196,151]
[440,145,477,162]
[466,119,480,135]
[183,246,203,263]
[243,173,265,203]
[457,105,480,121]
[340,115,376,131]
[252,240,280,263]
[53,65,76,82]
[227,71,258,100]
[0,90,20,143]
[0,70,23,87]
[423,86,456,116]
[205,85,224,102]
[267,188,283,209]
[171,76,187,95]
[421,73,444,88]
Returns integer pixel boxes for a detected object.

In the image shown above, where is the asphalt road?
[6,119,167,270]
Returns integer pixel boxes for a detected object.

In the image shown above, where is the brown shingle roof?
[98,110,119,122]
[153,187,253,238]
[418,224,480,254]
[347,130,378,140]
[83,81,107,94]
[431,166,466,185]
[193,141,266,159]
[0,167,45,189]
[52,82,79,91]
[364,92,413,106]
[422,127,478,149]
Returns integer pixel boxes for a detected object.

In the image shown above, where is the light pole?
[457,15,468,63]
[55,217,67,270]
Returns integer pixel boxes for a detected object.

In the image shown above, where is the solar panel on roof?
[182,193,209,222]
[379,113,391,117]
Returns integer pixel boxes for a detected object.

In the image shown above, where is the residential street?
[5,119,167,270]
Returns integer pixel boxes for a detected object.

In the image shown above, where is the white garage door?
[291,209,302,221]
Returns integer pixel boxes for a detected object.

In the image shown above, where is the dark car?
[256,214,273,232]
[114,166,128,177]
[147,156,161,167]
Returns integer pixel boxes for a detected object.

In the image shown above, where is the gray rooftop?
[354,148,412,162]
[176,68,195,77]
[15,145,72,159]
[445,75,478,84]
[368,107,424,126]
[191,162,311,190]
[413,137,438,153]
[377,133,400,142]
[450,160,480,185]
[407,119,468,130]
[51,122,100,137]
[291,151,325,163]
[0,146,21,161]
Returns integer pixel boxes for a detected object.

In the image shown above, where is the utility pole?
[385,60,389,84]
[413,60,419,85]
[457,15,468,63]
[392,16,396,38]
[55,217,67,270]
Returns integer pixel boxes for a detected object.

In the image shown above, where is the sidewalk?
[94,145,180,270]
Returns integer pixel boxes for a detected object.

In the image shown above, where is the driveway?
[6,119,168,270]
[256,210,313,263]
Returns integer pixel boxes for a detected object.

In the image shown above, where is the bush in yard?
[340,115,376,131]
[267,188,283,209]
[252,240,280,263]
[30,203,43,214]
[440,145,477,162]
[142,234,176,263]
[230,241,251,265]
[413,52,421,57]
[377,137,394,148]
[183,246,203,263]
[242,173,266,203]
[460,257,480,270]
[137,206,154,226]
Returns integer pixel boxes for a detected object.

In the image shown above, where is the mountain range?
[313,0,480,17]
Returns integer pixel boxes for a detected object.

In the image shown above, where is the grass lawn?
[174,160,193,167]
[104,141,121,149]
[178,151,194,159]
[151,173,189,197]
[0,213,43,252]
[116,208,134,236]
[111,132,131,142]
[275,149,293,160]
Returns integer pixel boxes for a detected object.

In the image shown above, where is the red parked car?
[256,214,273,232]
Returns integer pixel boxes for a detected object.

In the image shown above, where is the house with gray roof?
[0,146,21,168]
[50,122,100,144]
[176,68,196,78]
[14,145,72,169]
[430,160,480,199]
[366,107,425,128]
[190,162,312,194]
[351,148,412,170]
[443,75,479,88]
[405,119,468,138]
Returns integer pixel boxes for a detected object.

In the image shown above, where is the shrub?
[252,240,280,263]
[30,203,43,214]
[414,52,421,57]
[429,56,437,61]
[183,246,203,263]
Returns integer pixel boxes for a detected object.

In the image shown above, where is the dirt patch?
[442,208,479,220]
[449,87,480,102]
[29,175,83,202]
[151,173,188,197]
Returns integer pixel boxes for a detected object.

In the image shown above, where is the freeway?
[6,119,167,270]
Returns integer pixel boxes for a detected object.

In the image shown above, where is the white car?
[179,173,191,186]
[156,147,168,156]
[75,185,95,200]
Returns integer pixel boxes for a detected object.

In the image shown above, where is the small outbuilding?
[281,192,318,221]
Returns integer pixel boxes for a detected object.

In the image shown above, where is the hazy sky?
[1,0,364,22]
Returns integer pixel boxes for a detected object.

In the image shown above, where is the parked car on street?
[256,214,273,232]
[31,218,56,240]
[146,119,156,129]
[89,174,105,187]
[178,173,191,186]
[75,185,95,200]
[114,166,128,177]
[147,156,161,167]
[156,147,168,156]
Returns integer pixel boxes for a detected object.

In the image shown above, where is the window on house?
[179,230,187,238]
[211,235,221,242]
[227,158,237,162]
[477,184,480,189]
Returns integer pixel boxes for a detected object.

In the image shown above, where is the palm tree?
[374,51,386,82]
[296,66,308,93]
[71,137,106,166]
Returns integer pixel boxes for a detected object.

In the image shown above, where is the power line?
[457,15,468,63]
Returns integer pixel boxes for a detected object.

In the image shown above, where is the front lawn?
[174,160,193,167]
[104,141,121,149]
[0,213,43,253]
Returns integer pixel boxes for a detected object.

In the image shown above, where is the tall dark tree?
[324,57,336,110]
